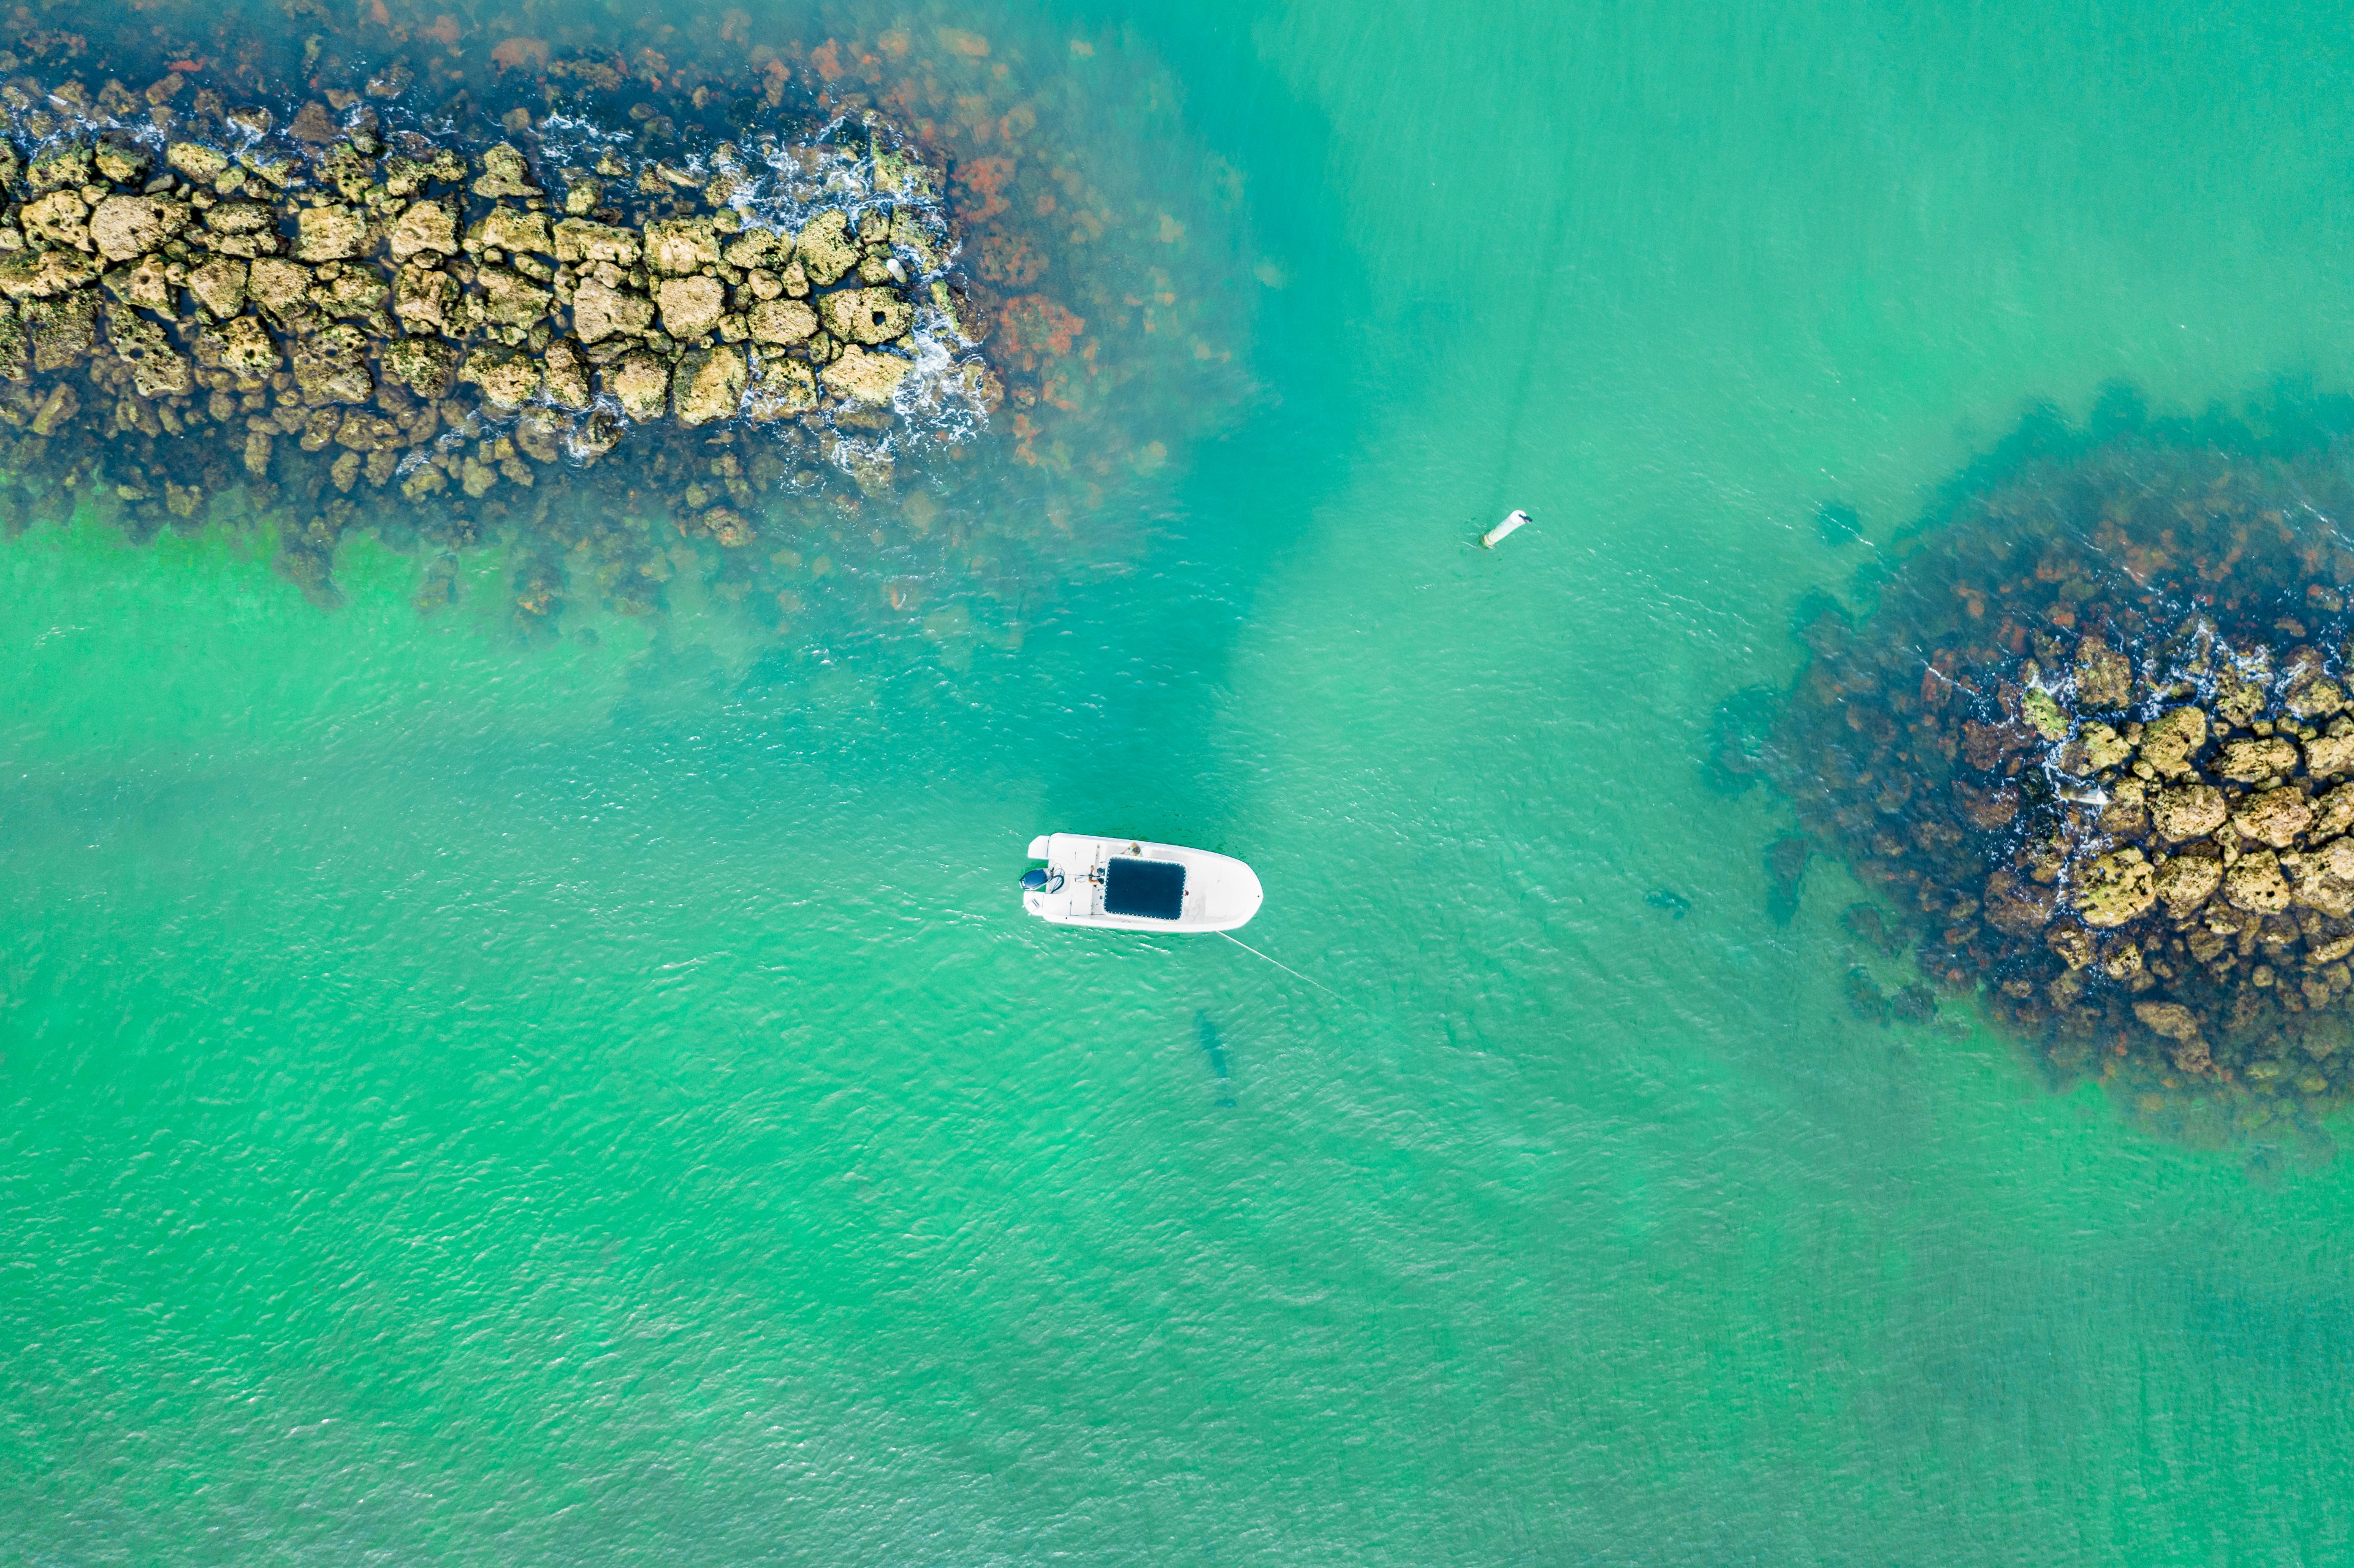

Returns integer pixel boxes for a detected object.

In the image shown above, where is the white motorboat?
[1020,833,1263,932]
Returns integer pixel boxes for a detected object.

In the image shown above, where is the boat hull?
[1021,833,1263,932]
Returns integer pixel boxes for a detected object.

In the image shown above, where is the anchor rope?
[1218,931,1346,1001]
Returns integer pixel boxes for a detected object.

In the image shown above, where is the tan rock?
[333,410,402,452]
[0,249,97,306]
[2315,783,2354,839]
[0,248,98,302]
[200,200,281,259]
[478,207,552,255]
[544,338,593,411]
[21,191,91,252]
[389,199,458,262]
[820,345,910,405]
[104,302,193,397]
[2074,848,2157,928]
[2077,722,2132,771]
[242,426,272,477]
[187,256,248,318]
[2306,729,2354,779]
[246,259,313,320]
[2154,854,2221,916]
[166,141,230,181]
[796,210,859,285]
[2284,840,2354,917]
[607,349,671,421]
[459,349,543,409]
[2137,706,2207,778]
[30,380,80,435]
[571,278,654,343]
[673,345,746,425]
[890,208,943,272]
[2098,777,2150,840]
[2231,788,2314,849]
[310,267,388,319]
[819,286,915,345]
[657,274,725,340]
[2213,675,2267,729]
[2046,923,2095,970]
[25,143,93,193]
[2224,849,2293,913]
[478,267,554,328]
[2290,674,2348,720]
[2150,783,2226,840]
[394,265,456,332]
[118,256,173,313]
[381,337,456,398]
[551,218,642,265]
[24,291,97,371]
[644,216,721,275]
[471,142,540,199]
[743,356,818,421]
[2309,837,2354,881]
[88,195,191,261]
[2217,736,2299,783]
[295,205,368,262]
[291,322,373,404]
[722,227,788,270]
[210,314,280,377]
[748,297,818,345]
[512,408,563,463]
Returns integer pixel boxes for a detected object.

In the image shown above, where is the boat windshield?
[1103,857,1187,920]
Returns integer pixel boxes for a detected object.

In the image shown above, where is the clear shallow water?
[10,0,2354,1561]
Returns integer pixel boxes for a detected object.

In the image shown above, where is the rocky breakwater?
[1767,426,2354,1145]
[0,70,989,573]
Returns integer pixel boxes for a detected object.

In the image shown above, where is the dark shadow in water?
[1193,1009,1235,1107]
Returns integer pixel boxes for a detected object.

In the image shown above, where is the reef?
[1762,401,2354,1147]
[0,6,1247,642]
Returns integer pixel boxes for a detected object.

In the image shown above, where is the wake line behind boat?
[1019,834,1263,932]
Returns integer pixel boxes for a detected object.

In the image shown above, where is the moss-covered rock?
[673,346,747,426]
[796,211,860,286]
[607,350,671,421]
[2074,848,2157,929]
[2138,706,2207,778]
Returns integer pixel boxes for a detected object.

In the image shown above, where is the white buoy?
[1481,509,1531,549]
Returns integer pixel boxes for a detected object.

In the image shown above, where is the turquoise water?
[12,1,2354,1561]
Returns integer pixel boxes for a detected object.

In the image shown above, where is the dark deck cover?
[1103,857,1187,920]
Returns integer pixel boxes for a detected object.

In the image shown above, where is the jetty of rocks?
[1761,424,2354,1146]
[0,68,990,543]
